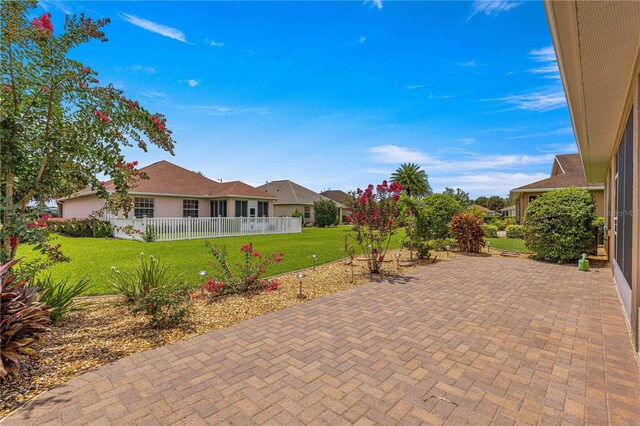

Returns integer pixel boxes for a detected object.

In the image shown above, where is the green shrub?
[91,220,113,238]
[313,199,338,227]
[493,219,507,231]
[505,224,524,239]
[594,216,605,245]
[47,218,112,238]
[1,259,51,380]
[132,285,190,328]
[110,253,183,303]
[431,238,456,251]
[523,188,597,262]
[449,213,485,253]
[421,194,463,239]
[142,224,157,242]
[32,274,91,324]
[483,224,499,238]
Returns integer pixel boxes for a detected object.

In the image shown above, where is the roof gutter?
[511,185,604,194]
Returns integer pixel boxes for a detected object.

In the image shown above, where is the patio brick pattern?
[4,256,640,425]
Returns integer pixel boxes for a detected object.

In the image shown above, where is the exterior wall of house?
[60,195,107,219]
[515,189,604,223]
[603,72,639,352]
[273,204,314,224]
[61,195,274,219]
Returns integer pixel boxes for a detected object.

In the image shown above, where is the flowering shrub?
[0,210,66,264]
[347,180,403,273]
[110,254,189,327]
[132,286,190,328]
[449,213,485,253]
[204,242,283,296]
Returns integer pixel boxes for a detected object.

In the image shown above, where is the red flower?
[42,215,50,220]
[2,85,9,92]
[132,161,139,166]
[100,180,106,186]
[9,236,18,248]
[148,303,154,309]
[31,13,53,34]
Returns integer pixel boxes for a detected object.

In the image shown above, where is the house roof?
[500,205,516,212]
[545,0,640,182]
[469,204,493,213]
[64,160,275,200]
[320,190,350,205]
[257,180,345,207]
[512,154,604,192]
[212,181,277,199]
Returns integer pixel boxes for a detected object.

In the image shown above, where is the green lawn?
[18,226,404,296]
[484,237,529,253]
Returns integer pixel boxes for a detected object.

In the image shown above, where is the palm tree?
[390,163,432,197]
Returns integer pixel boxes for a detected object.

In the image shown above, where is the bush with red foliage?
[449,213,485,253]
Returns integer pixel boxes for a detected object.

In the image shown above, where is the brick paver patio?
[4,256,640,425]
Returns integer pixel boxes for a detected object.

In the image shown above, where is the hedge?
[505,224,524,239]
[47,219,113,238]
[523,188,596,263]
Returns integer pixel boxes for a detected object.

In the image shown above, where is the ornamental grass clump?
[347,180,403,273]
[31,274,92,324]
[203,242,283,297]
[1,259,51,380]
[449,213,485,253]
[109,254,189,327]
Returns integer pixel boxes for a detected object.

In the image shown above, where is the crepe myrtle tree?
[347,180,403,273]
[0,1,175,262]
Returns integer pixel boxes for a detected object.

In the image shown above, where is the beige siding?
[273,204,313,224]
[61,195,106,219]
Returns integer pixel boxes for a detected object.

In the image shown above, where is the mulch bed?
[0,248,451,417]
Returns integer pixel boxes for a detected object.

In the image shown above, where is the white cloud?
[183,104,269,116]
[405,84,428,90]
[430,172,548,196]
[132,65,157,74]
[528,46,559,79]
[529,46,556,63]
[205,39,224,47]
[39,0,71,14]
[139,91,168,99]
[534,143,578,154]
[120,13,187,43]
[468,1,522,20]
[187,79,199,87]
[366,145,433,164]
[489,90,567,112]
[458,60,482,67]
[365,0,383,10]
[458,138,476,145]
[367,144,556,172]
[359,36,367,44]
[508,126,573,140]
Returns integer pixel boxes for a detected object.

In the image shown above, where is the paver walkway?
[4,257,640,425]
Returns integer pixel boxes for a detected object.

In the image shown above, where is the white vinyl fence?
[112,217,302,241]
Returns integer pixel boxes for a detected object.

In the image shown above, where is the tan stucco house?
[58,161,277,219]
[545,0,639,352]
[257,180,346,225]
[320,190,351,222]
[510,154,604,224]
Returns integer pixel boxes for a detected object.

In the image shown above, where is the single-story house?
[510,154,604,224]
[499,205,516,218]
[320,189,351,222]
[468,204,498,217]
[257,180,346,225]
[545,0,639,352]
[58,161,277,219]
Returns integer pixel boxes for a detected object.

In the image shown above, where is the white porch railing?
[111,217,302,241]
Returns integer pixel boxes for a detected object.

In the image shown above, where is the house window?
[211,200,227,217]
[183,199,199,218]
[528,195,538,203]
[134,197,154,218]
[235,200,248,217]
[257,201,269,217]
[304,206,311,219]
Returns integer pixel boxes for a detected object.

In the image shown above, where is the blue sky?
[40,0,576,198]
